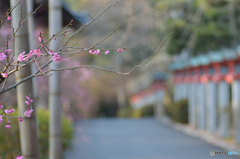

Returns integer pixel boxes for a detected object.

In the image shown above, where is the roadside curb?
[156,116,240,154]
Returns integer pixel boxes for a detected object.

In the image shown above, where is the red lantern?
[212,73,223,83]
[184,75,192,83]
[225,72,236,84]
[192,75,200,83]
[200,74,209,84]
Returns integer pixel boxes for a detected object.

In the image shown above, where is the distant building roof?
[62,1,89,25]
[169,46,240,71]
[1,1,89,29]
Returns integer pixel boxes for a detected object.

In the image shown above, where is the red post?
[200,66,210,84]
[192,66,200,83]
[184,68,193,83]
[225,60,236,84]
[212,63,223,82]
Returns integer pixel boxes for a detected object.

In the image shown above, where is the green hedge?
[118,105,154,118]
[0,108,74,159]
[117,106,133,118]
[165,99,188,123]
[140,105,154,117]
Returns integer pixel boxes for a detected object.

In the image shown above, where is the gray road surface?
[64,118,240,159]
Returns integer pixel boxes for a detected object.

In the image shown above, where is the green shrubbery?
[117,106,133,118]
[165,99,188,123]
[140,105,154,117]
[118,105,154,118]
[0,108,74,159]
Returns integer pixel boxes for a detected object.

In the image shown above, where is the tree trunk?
[48,0,62,159]
[228,0,237,45]
[10,1,40,159]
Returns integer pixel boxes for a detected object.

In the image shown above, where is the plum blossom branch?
[14,4,42,34]
[0,0,171,99]
[0,0,122,86]
[45,33,172,75]
[0,60,52,94]
[0,32,171,94]
[0,96,34,128]
[60,24,121,55]
[0,0,22,28]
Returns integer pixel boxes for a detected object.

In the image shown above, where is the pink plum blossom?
[1,73,8,78]
[25,101,29,105]
[18,118,22,122]
[39,36,42,42]
[5,109,15,114]
[24,109,33,117]
[52,53,63,62]
[93,49,100,55]
[105,50,110,55]
[26,96,30,101]
[25,96,33,105]
[0,103,3,109]
[5,49,12,53]
[27,50,34,59]
[5,125,11,128]
[0,115,2,123]
[0,53,7,61]
[18,52,25,61]
[23,50,34,61]
[49,50,54,55]
[7,15,11,21]
[117,48,123,52]
[89,49,93,54]
[23,57,29,61]
[34,49,42,58]
[16,155,23,159]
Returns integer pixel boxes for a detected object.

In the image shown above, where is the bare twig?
[90,24,121,49]
[45,33,172,75]
[0,0,22,28]
[61,0,121,47]
[0,60,53,94]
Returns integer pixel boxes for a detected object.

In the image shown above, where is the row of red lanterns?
[130,83,166,104]
[174,72,238,84]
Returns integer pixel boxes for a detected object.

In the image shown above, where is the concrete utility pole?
[218,81,230,138]
[27,0,38,108]
[197,83,205,130]
[10,0,39,158]
[48,0,62,158]
[188,83,196,127]
[206,81,217,134]
[232,80,240,144]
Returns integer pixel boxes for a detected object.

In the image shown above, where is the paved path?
[64,118,240,159]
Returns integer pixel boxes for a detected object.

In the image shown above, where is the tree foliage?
[152,0,240,55]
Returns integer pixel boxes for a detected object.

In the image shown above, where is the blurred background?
[0,0,172,119]
[1,0,240,158]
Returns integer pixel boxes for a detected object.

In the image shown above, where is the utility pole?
[10,0,39,158]
[48,0,62,158]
